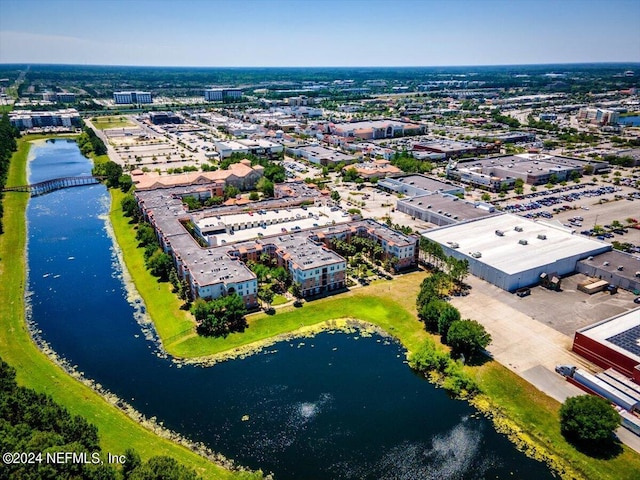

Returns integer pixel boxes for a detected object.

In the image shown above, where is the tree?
[135,223,157,247]
[146,251,173,281]
[330,190,341,203]
[121,194,139,219]
[418,299,447,332]
[446,319,491,359]
[249,191,259,201]
[256,177,274,197]
[223,184,240,200]
[559,395,620,445]
[481,192,491,201]
[289,282,303,304]
[438,304,461,340]
[258,286,274,311]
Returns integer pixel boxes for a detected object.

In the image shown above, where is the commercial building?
[9,109,81,130]
[42,92,76,103]
[422,214,611,292]
[377,174,464,197]
[328,119,425,140]
[204,88,243,101]
[576,250,640,293]
[573,309,640,383]
[287,144,356,166]
[349,160,402,180]
[149,111,182,125]
[397,193,497,227]
[412,140,494,158]
[133,160,264,191]
[447,153,609,191]
[578,108,620,126]
[113,91,153,104]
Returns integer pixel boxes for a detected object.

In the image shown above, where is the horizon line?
[1,61,639,69]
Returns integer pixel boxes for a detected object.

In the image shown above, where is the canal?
[26,139,555,479]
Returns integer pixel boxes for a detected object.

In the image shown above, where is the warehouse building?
[577,250,640,293]
[573,309,640,383]
[422,214,611,291]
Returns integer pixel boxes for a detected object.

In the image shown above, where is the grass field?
[0,136,262,480]
[109,188,640,480]
[90,115,135,130]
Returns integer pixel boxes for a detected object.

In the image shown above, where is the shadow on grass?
[563,435,624,460]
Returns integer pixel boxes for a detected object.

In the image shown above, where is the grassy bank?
[0,136,261,480]
[109,188,640,479]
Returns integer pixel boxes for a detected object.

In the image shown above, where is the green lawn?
[91,115,135,130]
[0,137,262,480]
[473,363,640,480]
[271,294,289,306]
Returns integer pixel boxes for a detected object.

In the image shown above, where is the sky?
[0,0,639,67]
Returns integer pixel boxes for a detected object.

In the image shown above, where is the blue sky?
[1,0,639,66]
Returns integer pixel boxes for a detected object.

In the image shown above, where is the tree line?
[0,113,19,234]
[409,238,491,398]
[0,356,201,479]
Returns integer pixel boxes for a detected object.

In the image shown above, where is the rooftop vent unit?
[450,242,459,249]
[603,261,610,266]
[495,230,505,236]
[617,266,624,271]
[514,226,523,232]
[587,256,594,260]
[518,239,528,245]
[537,234,547,240]
[471,251,482,258]
[427,205,432,208]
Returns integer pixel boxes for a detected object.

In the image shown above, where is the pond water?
[25,139,555,479]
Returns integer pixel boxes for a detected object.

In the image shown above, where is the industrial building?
[113,91,153,104]
[422,213,611,291]
[573,309,640,383]
[447,153,609,191]
[577,250,640,293]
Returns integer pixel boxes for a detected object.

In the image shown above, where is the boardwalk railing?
[2,176,106,197]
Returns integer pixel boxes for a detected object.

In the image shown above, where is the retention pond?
[26,139,555,479]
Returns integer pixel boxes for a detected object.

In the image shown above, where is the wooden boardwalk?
[2,176,105,197]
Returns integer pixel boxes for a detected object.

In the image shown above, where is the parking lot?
[488,273,639,336]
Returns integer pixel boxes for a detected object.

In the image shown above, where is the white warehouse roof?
[423,213,610,275]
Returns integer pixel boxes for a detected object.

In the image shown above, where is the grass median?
[0,136,261,480]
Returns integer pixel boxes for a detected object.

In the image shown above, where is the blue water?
[619,115,640,126]
[25,139,555,479]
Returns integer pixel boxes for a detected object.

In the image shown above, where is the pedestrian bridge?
[2,176,106,197]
